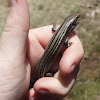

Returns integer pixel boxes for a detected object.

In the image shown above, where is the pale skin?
[0,0,84,100]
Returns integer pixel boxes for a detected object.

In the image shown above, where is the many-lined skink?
[32,13,80,84]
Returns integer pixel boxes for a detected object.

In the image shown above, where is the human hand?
[27,26,84,100]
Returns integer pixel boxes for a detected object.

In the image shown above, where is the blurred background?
[0,0,100,100]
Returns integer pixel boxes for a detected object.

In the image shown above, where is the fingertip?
[33,78,51,94]
[34,77,58,95]
[59,50,82,76]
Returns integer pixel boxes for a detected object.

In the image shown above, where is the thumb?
[0,0,30,58]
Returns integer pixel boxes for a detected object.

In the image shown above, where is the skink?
[32,13,80,84]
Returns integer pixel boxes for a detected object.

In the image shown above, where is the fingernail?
[71,65,75,71]
[39,89,49,95]
[9,0,16,7]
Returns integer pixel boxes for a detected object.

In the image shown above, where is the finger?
[30,25,53,48]
[59,31,84,75]
[28,25,53,68]
[0,0,30,58]
[33,65,79,97]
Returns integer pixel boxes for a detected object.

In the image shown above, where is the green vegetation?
[0,0,100,100]
[68,81,100,100]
